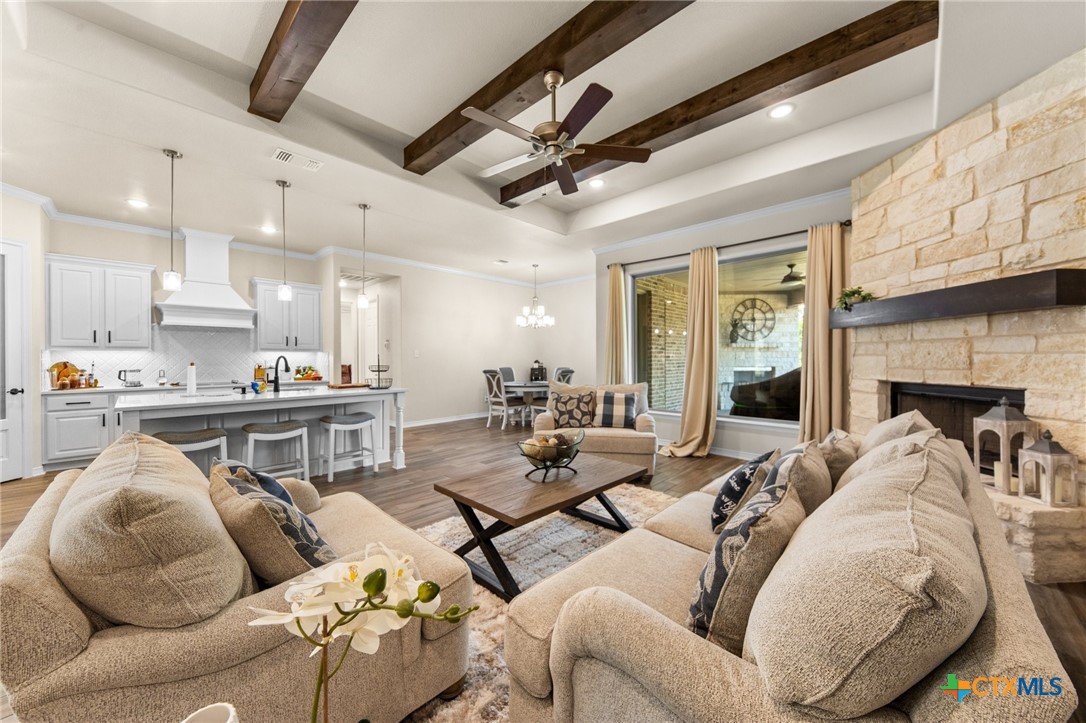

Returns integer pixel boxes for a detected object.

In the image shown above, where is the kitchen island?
[115,387,407,472]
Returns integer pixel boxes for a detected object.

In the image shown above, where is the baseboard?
[401,412,488,429]
[30,465,45,477]
[709,446,757,460]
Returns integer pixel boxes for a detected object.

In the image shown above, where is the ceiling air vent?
[271,147,323,172]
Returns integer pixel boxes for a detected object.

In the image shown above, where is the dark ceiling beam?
[248,0,358,122]
[402,1,693,176]
[499,0,939,207]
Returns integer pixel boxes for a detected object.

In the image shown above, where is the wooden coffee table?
[433,453,647,601]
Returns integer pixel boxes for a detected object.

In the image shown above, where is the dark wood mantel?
[829,268,1086,329]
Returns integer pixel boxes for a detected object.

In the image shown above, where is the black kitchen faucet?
[271,356,290,393]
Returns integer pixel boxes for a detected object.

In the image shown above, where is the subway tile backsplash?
[47,326,326,388]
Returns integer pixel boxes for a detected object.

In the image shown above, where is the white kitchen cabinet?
[253,280,322,351]
[45,408,110,461]
[47,255,153,349]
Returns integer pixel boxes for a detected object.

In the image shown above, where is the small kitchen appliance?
[118,369,143,388]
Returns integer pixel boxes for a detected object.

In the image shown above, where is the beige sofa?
[505,438,1077,722]
[0,470,472,723]
[534,382,657,480]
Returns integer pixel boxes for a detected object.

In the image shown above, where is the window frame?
[626,233,808,423]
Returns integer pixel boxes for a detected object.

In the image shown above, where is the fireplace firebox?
[890,382,1027,473]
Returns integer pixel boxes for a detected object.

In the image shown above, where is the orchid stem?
[327,634,354,681]
[322,618,330,723]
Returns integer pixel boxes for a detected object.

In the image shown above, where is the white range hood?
[156,228,256,329]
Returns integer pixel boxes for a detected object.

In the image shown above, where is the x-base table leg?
[452,501,521,601]
[560,492,632,532]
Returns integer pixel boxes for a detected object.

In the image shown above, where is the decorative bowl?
[516,429,585,481]
[365,377,394,389]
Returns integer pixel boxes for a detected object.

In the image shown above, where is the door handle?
[93,330,97,343]
[101,414,106,427]
[65,400,91,405]
[294,336,298,347]
[7,388,24,395]
[117,412,120,425]
[285,335,289,346]
[108,330,112,344]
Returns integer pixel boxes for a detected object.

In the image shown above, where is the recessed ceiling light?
[260,224,276,234]
[493,259,508,265]
[126,198,149,209]
[588,178,605,189]
[768,103,795,119]
[338,279,347,287]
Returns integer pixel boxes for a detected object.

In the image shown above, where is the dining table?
[504,380,550,401]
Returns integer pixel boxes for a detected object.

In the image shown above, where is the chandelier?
[516,264,555,328]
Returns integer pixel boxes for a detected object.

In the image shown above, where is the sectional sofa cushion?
[858,409,935,457]
[592,391,637,429]
[766,441,832,516]
[744,434,986,719]
[817,429,859,486]
[837,428,944,490]
[209,464,337,586]
[709,449,779,532]
[49,432,250,628]
[550,392,596,428]
[689,469,806,655]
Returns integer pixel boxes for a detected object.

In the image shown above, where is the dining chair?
[483,369,526,430]
[554,367,574,384]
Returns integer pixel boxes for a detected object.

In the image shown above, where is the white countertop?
[43,380,329,396]
[115,386,406,411]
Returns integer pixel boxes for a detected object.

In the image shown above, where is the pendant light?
[162,149,183,291]
[357,203,370,309]
[516,264,555,328]
[276,179,292,301]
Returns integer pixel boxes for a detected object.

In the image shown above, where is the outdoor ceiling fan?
[780,263,806,285]
[462,70,651,195]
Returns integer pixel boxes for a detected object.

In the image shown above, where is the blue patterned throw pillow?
[592,391,637,428]
[214,458,294,505]
[710,449,779,532]
[689,467,806,655]
[209,464,337,586]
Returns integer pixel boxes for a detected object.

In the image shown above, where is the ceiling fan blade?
[551,161,579,195]
[577,144,652,163]
[477,152,542,178]
[461,107,541,144]
[556,83,613,139]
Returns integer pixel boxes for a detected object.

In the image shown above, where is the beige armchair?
[534,382,657,480]
[1,471,472,723]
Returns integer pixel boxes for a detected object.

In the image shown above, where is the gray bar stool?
[153,429,228,471]
[318,412,378,482]
[241,420,310,481]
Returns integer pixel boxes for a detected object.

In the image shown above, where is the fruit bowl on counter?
[293,365,323,381]
[365,377,393,389]
[516,429,585,482]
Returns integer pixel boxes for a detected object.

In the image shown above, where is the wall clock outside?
[731,298,775,341]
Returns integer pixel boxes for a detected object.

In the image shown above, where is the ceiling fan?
[780,263,806,285]
[461,70,651,195]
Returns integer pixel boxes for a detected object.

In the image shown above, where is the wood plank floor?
[2,418,1083,721]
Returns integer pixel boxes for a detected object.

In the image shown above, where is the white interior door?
[1,243,27,481]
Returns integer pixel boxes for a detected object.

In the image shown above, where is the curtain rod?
[623,219,851,269]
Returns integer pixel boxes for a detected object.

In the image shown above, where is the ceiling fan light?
[338,278,347,287]
[162,270,182,291]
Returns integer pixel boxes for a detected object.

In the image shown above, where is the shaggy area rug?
[406,483,677,722]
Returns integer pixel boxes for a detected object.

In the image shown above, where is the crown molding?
[590,188,851,256]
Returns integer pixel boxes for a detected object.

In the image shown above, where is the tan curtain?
[799,222,850,442]
[604,263,628,385]
[661,246,719,457]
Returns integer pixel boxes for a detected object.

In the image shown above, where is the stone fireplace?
[846,50,1086,583]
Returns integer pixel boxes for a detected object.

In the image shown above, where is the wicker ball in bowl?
[516,429,585,479]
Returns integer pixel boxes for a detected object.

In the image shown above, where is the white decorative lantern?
[973,397,1039,495]
[1019,430,1080,508]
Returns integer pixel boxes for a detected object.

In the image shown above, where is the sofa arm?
[635,413,656,434]
[549,587,871,723]
[534,411,556,432]
[279,477,321,514]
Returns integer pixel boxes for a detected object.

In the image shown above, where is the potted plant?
[835,286,878,312]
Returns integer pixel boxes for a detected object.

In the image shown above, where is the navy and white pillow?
[550,392,595,428]
[689,469,806,654]
[710,449,779,532]
[209,464,337,587]
[215,459,294,505]
[592,391,637,429]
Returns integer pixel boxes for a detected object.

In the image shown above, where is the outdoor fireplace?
[890,382,1026,473]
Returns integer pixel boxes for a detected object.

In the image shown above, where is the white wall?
[526,277,596,386]
[594,191,851,457]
